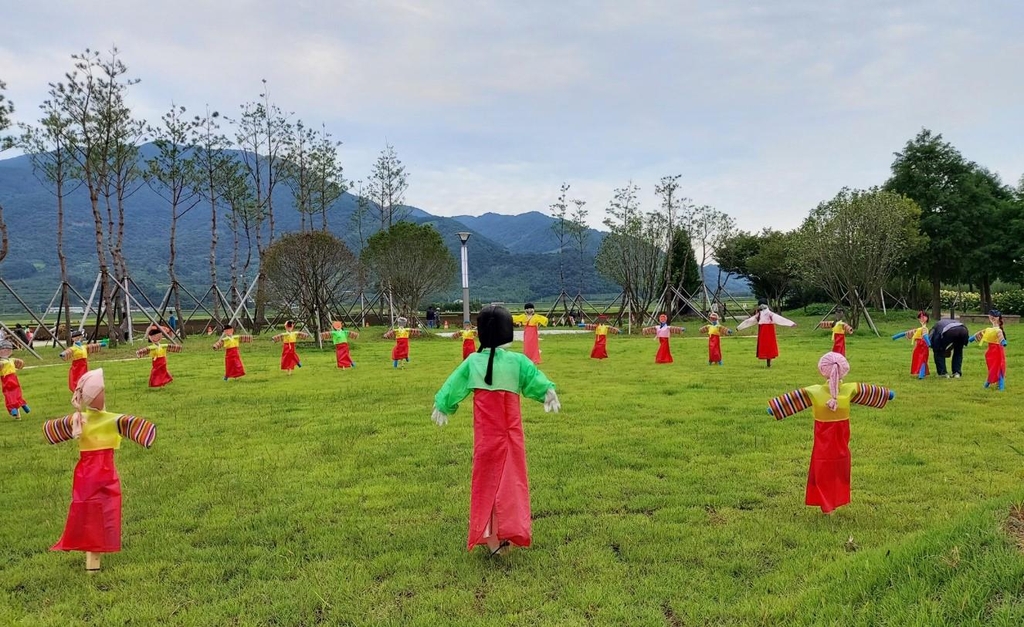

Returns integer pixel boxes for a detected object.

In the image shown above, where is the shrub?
[939,290,980,312]
[993,290,1024,315]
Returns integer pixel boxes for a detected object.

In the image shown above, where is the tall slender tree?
[49,48,137,345]
[282,119,316,232]
[549,183,570,295]
[310,124,345,231]
[569,198,590,294]
[367,143,409,229]
[145,103,202,337]
[0,80,13,263]
[193,107,233,318]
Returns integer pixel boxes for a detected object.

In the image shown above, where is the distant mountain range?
[0,145,749,310]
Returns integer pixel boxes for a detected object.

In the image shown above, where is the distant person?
[930,318,970,379]
[12,324,29,346]
[168,314,177,333]
[426,306,437,329]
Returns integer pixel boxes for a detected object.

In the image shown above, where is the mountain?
[451,211,605,255]
[0,146,748,310]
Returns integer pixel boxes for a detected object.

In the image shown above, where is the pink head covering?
[817,352,850,411]
[70,368,105,437]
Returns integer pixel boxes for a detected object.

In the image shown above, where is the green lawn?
[1,314,1023,626]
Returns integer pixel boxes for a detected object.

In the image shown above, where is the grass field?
[1,313,1023,626]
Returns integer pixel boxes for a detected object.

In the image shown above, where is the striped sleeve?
[117,415,157,448]
[850,383,892,409]
[43,416,75,445]
[767,388,813,420]
[166,344,183,354]
[641,326,657,336]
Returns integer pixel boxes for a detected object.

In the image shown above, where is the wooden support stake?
[85,551,101,571]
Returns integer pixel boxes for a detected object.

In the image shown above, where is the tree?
[0,79,14,263]
[218,160,257,309]
[717,229,798,310]
[595,182,665,320]
[19,102,82,343]
[192,107,233,317]
[234,81,292,331]
[691,205,736,307]
[145,103,202,336]
[49,48,138,344]
[282,119,316,232]
[664,228,701,306]
[310,124,345,231]
[885,129,980,319]
[795,188,925,328]
[367,143,409,229]
[957,167,1017,310]
[362,222,456,317]
[568,198,590,294]
[549,182,571,293]
[263,231,357,330]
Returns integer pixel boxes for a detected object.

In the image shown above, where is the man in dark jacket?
[930,318,970,378]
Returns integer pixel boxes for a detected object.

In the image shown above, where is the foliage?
[795,187,925,327]
[548,182,571,292]
[993,289,1024,315]
[938,289,981,312]
[596,182,665,318]
[263,231,357,329]
[2,321,1023,624]
[664,228,701,299]
[717,229,798,310]
[366,143,409,229]
[362,221,456,315]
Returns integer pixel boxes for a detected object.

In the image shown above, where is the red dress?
[335,343,354,368]
[756,325,779,360]
[392,337,410,360]
[2,373,26,412]
[590,335,608,359]
[149,357,173,388]
[831,334,846,356]
[806,420,852,513]
[468,390,532,550]
[522,326,541,364]
[655,337,673,363]
[910,339,929,376]
[51,449,122,552]
[986,343,1007,385]
[281,343,301,370]
[69,359,89,391]
[462,339,476,360]
[708,335,722,363]
[225,347,246,379]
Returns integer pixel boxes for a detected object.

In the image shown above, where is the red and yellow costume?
[973,326,1007,389]
[272,329,310,371]
[60,342,102,391]
[321,324,359,368]
[699,321,733,365]
[454,328,478,360]
[43,369,156,568]
[135,342,181,388]
[908,322,930,378]
[433,305,559,553]
[0,356,28,416]
[767,354,894,513]
[512,310,548,364]
[584,321,620,359]
[642,317,685,364]
[212,332,252,379]
[830,321,853,356]
[384,323,421,365]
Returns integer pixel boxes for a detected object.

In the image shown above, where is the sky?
[1,0,1022,232]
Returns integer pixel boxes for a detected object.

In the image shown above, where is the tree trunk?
[930,272,941,321]
[210,190,219,319]
[0,202,7,263]
[169,212,185,339]
[89,188,118,345]
[230,209,239,310]
[57,188,72,344]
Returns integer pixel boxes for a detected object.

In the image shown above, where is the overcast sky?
[2,0,1022,231]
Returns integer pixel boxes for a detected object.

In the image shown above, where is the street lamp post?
[457,232,471,326]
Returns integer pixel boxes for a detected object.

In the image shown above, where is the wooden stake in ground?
[85,552,101,572]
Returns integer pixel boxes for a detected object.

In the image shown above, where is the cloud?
[2,0,1022,234]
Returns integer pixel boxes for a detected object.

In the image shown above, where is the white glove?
[543,388,561,413]
[431,407,449,427]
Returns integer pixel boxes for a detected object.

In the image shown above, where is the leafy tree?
[885,129,981,318]
[145,103,203,336]
[367,143,409,229]
[263,231,357,330]
[49,48,138,344]
[362,222,456,317]
[20,101,82,342]
[664,228,701,309]
[549,182,570,293]
[596,182,665,320]
[568,198,590,294]
[282,120,317,232]
[957,167,1017,310]
[310,124,345,231]
[795,188,925,328]
[691,205,736,307]
[218,160,258,310]
[234,80,292,331]
[717,229,798,310]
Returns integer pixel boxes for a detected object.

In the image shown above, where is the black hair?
[147,327,162,337]
[476,305,514,385]
[990,309,1005,339]
[524,302,535,310]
